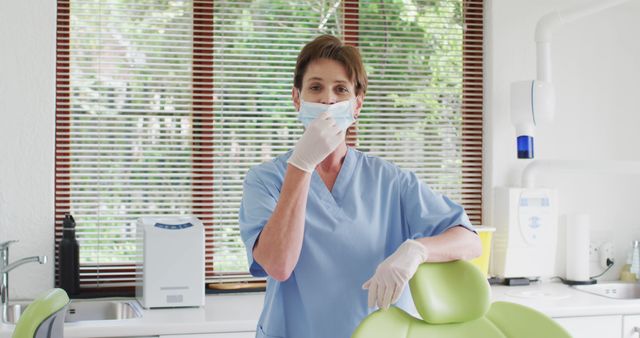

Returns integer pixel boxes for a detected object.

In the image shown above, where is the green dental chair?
[12,288,70,338]
[352,260,571,338]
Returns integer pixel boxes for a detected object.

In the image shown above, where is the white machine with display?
[136,216,204,309]
[492,187,558,280]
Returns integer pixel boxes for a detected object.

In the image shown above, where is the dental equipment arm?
[521,159,640,188]
[511,0,633,159]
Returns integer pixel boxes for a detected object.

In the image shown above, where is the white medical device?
[492,187,558,279]
[136,216,204,309]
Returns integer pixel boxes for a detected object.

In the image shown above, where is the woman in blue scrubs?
[239,34,482,338]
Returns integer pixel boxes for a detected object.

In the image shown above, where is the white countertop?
[0,293,264,337]
[492,281,640,318]
[3,282,640,337]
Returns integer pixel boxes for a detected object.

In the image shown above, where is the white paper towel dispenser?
[136,216,204,309]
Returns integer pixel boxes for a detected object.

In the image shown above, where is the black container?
[59,213,79,295]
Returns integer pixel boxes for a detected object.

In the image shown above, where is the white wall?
[0,1,57,298]
[485,0,640,279]
[1,0,639,299]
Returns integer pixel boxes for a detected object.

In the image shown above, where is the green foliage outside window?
[68,0,465,276]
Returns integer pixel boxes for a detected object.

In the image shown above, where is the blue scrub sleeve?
[238,168,277,277]
[400,170,475,240]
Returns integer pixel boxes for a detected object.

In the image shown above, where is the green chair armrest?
[486,301,572,338]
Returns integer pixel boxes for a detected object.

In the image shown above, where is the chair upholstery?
[352,260,571,338]
[12,288,69,338]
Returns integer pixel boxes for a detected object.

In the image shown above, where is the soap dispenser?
[631,240,640,280]
[619,251,635,282]
[621,240,640,282]
[59,213,80,295]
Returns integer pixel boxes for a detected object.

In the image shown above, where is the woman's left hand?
[362,239,429,310]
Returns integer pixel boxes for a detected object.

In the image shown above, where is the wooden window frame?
[54,0,484,295]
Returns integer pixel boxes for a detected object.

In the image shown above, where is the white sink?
[573,282,640,299]
[5,298,142,324]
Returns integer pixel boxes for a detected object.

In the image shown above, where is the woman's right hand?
[287,111,345,173]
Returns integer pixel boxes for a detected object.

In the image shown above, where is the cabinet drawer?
[623,315,640,338]
[554,315,622,338]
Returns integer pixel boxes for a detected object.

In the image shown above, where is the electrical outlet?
[589,242,599,262]
[599,241,614,269]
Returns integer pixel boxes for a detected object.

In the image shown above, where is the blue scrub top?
[239,147,473,338]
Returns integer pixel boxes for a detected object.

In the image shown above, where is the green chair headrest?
[409,260,490,324]
[12,288,70,338]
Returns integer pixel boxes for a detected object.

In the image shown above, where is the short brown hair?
[293,35,368,96]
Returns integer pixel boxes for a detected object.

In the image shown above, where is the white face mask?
[298,94,357,131]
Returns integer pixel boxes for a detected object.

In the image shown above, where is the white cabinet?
[553,315,640,338]
[554,315,622,338]
[623,315,640,338]
[159,333,254,338]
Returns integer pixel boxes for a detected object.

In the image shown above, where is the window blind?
[55,0,483,292]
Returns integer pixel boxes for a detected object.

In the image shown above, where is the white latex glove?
[362,239,429,310]
[287,111,345,173]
